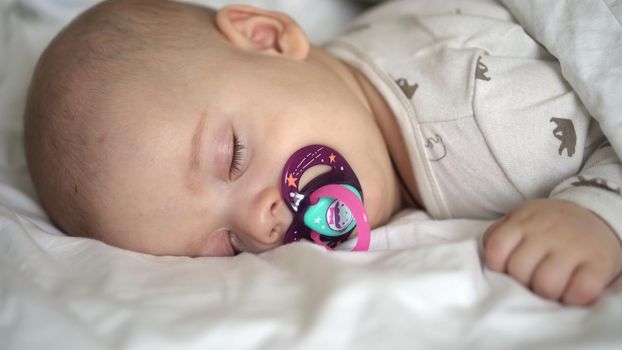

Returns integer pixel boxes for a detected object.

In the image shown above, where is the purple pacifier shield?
[280,145,363,247]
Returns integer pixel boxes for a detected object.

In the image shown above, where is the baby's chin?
[357,179,388,230]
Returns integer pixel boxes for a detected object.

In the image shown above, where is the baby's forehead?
[57,1,219,69]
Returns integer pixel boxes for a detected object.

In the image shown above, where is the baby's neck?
[308,45,373,113]
[309,45,422,210]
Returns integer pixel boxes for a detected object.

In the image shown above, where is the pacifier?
[280,145,371,251]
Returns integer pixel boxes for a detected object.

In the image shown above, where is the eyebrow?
[189,111,209,176]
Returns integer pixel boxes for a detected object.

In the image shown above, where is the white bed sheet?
[1,1,622,349]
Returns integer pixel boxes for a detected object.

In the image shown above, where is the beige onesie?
[325,0,622,239]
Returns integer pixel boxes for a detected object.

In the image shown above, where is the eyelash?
[229,134,245,179]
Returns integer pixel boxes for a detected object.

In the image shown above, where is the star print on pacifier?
[280,145,371,251]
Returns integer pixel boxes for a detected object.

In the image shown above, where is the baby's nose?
[242,188,292,246]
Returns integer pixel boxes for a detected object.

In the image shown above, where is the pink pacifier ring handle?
[309,184,371,251]
[310,231,332,249]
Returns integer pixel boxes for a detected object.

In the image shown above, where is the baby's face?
[82,6,399,257]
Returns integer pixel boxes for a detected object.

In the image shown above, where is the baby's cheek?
[202,231,232,257]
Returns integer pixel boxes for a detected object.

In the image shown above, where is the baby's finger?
[530,253,577,301]
[483,215,507,243]
[484,217,522,272]
[505,237,547,286]
[562,264,610,306]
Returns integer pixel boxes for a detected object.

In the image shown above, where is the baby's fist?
[483,199,622,305]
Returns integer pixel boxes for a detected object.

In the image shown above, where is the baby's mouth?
[279,145,370,251]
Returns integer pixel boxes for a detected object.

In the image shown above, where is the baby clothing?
[325,0,622,237]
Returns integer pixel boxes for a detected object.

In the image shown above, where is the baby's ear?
[216,5,309,60]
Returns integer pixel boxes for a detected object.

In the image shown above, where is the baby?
[23,0,622,306]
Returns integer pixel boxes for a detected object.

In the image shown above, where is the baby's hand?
[483,199,622,305]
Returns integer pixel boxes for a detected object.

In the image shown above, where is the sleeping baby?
[23,0,622,306]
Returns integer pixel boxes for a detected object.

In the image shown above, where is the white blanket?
[1,1,622,349]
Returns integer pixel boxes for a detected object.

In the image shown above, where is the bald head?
[24,0,218,237]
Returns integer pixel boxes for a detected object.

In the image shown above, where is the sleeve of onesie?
[549,143,622,241]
